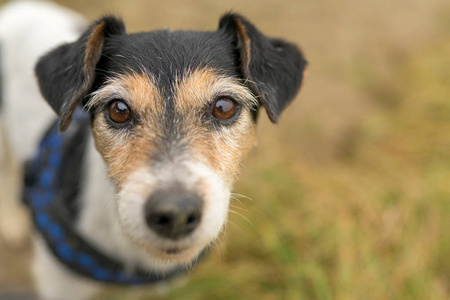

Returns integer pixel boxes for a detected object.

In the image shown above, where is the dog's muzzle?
[145,188,203,239]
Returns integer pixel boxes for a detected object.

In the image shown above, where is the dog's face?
[35,15,306,264]
[88,68,257,262]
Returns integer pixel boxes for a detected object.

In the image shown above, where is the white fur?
[76,137,181,272]
[0,0,85,161]
[117,160,230,264]
[0,1,92,299]
[32,235,100,300]
[33,115,231,300]
[0,1,85,247]
[0,2,233,299]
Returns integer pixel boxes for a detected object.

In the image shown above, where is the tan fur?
[234,19,251,77]
[90,72,163,187]
[174,68,257,184]
[84,22,106,71]
[88,71,164,115]
[89,68,257,188]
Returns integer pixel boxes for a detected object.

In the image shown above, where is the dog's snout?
[145,190,203,239]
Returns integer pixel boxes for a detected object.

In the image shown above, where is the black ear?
[219,13,307,123]
[35,16,126,132]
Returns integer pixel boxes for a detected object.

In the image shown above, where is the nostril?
[187,215,196,225]
[158,215,171,226]
[148,213,173,229]
[186,211,201,228]
[186,213,201,233]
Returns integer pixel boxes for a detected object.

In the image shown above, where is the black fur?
[219,13,307,123]
[55,117,90,221]
[35,14,306,130]
[97,30,238,94]
[35,17,126,131]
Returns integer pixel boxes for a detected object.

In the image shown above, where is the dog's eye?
[108,100,131,123]
[212,98,237,120]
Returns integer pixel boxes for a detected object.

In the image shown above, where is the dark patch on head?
[95,30,239,99]
[92,30,244,158]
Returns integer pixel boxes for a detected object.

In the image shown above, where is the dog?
[0,1,306,299]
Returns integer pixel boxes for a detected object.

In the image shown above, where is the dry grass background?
[1,0,450,299]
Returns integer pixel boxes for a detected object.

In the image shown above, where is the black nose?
[145,189,203,239]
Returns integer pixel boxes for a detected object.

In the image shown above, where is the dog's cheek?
[202,112,256,184]
[91,117,130,186]
[201,175,231,239]
[116,168,157,244]
[91,116,110,158]
[117,186,148,246]
[185,162,231,245]
[91,117,154,188]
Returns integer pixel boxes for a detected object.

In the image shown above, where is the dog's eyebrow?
[85,71,159,111]
[174,68,258,110]
[207,83,258,108]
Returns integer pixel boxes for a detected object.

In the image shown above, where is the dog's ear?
[35,16,126,132]
[218,13,307,123]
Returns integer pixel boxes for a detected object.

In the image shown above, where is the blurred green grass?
[1,0,450,299]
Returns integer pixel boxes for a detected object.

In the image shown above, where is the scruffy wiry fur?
[0,1,306,299]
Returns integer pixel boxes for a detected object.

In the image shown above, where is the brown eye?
[108,100,131,123]
[212,98,237,120]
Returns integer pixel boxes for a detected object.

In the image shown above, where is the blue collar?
[23,109,196,285]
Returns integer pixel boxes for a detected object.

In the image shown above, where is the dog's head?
[35,14,306,264]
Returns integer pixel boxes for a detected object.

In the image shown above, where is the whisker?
[187,255,199,275]
[214,241,222,263]
[229,209,254,228]
[230,196,242,204]
[227,219,246,234]
[231,193,254,202]
[230,203,248,212]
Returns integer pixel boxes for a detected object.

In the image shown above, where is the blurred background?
[1,0,450,299]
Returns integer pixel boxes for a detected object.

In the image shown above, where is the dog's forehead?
[101,30,238,89]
